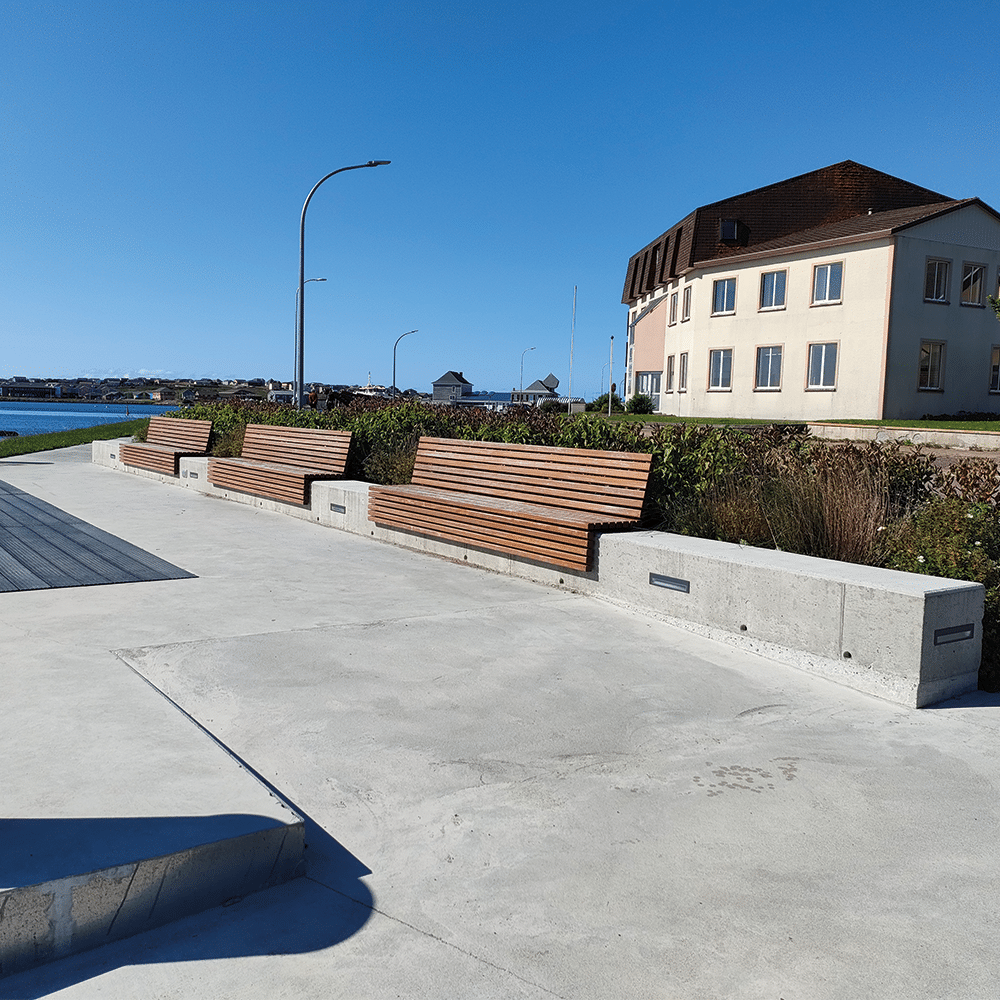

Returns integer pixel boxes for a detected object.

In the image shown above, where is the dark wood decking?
[0,480,194,592]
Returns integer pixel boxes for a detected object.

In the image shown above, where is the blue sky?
[3,1,998,398]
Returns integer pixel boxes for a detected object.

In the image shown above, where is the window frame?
[759,269,787,311]
[961,262,986,307]
[806,341,838,391]
[754,345,783,391]
[636,371,661,411]
[924,258,951,304]
[681,285,692,322]
[812,261,844,306]
[665,355,675,393]
[918,340,945,391]
[711,277,737,316]
[668,291,678,326]
[990,346,1000,394]
[708,348,733,391]
[678,352,688,392]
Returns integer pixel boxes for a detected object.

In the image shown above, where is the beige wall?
[643,240,893,419]
[883,205,1000,419]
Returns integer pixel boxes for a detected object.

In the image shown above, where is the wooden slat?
[410,437,651,517]
[368,437,652,570]
[119,443,181,474]
[120,418,212,474]
[146,417,212,451]
[207,426,352,505]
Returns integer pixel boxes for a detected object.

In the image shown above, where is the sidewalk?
[2,444,999,999]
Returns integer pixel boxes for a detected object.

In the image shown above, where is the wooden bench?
[207,424,352,506]
[119,416,212,475]
[367,437,653,572]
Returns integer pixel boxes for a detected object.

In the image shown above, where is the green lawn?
[0,419,147,459]
[607,414,1000,432]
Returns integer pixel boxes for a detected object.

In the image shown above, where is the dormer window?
[719,219,749,245]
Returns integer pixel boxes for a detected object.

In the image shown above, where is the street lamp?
[296,160,391,409]
[520,347,535,391]
[392,329,417,398]
[294,279,326,387]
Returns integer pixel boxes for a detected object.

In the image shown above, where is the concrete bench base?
[95,439,984,708]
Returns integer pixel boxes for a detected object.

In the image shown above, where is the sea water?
[0,401,178,438]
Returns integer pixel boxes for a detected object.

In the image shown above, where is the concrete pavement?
[2,443,999,999]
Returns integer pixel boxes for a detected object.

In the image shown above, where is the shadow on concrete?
[0,815,374,998]
[924,689,1000,710]
[0,462,55,466]
[2,813,291,887]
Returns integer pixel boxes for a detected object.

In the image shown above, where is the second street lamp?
[393,329,417,398]
[296,159,390,409]
[294,279,326,392]
[520,346,535,392]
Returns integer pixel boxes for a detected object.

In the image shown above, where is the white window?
[961,263,985,306]
[755,346,782,390]
[919,341,944,390]
[636,371,661,410]
[678,352,688,392]
[709,349,732,390]
[807,342,838,389]
[924,259,950,302]
[681,285,692,322]
[812,261,843,304]
[669,292,678,326]
[712,277,736,315]
[991,346,1000,393]
[666,355,675,392]
[759,270,786,310]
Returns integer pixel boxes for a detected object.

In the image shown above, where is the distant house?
[432,371,473,403]
[512,373,559,406]
[623,160,1000,420]
[267,390,294,404]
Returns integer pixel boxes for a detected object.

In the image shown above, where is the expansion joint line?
[303,875,570,999]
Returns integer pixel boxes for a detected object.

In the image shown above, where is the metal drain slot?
[329,503,346,514]
[649,573,690,594]
[934,623,975,645]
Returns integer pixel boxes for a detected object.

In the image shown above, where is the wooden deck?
[0,479,194,591]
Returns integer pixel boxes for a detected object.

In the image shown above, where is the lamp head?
[368,160,391,166]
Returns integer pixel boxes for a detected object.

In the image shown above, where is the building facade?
[622,162,1000,420]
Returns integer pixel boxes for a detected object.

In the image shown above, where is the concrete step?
[1,644,305,978]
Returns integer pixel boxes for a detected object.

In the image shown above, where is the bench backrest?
[240,424,351,473]
[147,416,212,451]
[411,437,652,520]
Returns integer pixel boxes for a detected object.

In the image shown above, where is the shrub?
[626,393,654,414]
[887,499,1000,691]
[586,392,625,413]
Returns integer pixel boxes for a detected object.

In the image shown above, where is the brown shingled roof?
[622,161,956,305]
[693,199,988,264]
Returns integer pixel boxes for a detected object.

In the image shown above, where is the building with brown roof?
[622,161,1000,420]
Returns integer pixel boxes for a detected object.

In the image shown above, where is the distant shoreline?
[0,398,177,407]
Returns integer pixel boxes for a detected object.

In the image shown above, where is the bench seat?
[119,416,212,475]
[368,437,652,572]
[207,424,351,506]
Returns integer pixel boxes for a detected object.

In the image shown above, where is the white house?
[622,161,1000,420]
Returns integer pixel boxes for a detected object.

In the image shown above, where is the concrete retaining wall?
[808,422,1000,449]
[94,439,985,708]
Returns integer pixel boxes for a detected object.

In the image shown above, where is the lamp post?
[607,335,614,416]
[520,346,536,391]
[392,329,417,398]
[294,279,326,391]
[296,160,390,409]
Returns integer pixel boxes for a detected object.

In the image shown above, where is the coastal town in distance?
[0,370,577,409]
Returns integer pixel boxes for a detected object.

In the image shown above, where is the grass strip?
[0,419,148,459]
